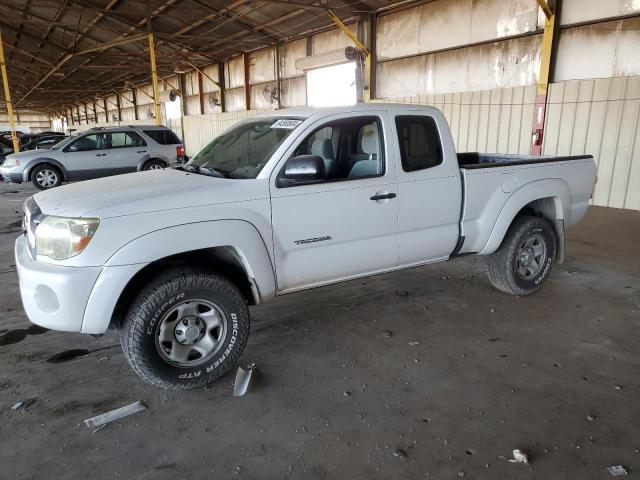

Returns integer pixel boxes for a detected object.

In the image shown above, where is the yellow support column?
[148,32,161,125]
[0,29,20,152]
[531,0,558,155]
[327,10,371,102]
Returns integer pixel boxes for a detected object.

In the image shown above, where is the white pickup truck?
[15,104,596,389]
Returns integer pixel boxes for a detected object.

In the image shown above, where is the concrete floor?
[1,182,639,480]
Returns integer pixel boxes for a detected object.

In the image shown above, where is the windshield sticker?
[270,119,302,129]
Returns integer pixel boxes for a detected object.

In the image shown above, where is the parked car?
[21,134,67,151]
[14,104,596,389]
[0,125,184,189]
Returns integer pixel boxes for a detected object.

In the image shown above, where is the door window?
[108,132,147,149]
[395,116,443,172]
[65,133,105,152]
[282,116,384,185]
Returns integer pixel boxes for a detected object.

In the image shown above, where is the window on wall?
[306,62,357,107]
[395,116,443,172]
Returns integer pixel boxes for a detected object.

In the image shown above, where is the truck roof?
[261,103,441,119]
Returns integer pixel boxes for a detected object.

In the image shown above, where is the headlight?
[2,157,18,167]
[35,216,99,260]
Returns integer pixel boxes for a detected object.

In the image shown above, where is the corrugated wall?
[182,110,264,157]
[543,76,640,210]
[375,85,537,155]
[377,76,640,211]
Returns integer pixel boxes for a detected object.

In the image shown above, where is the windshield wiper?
[197,166,228,178]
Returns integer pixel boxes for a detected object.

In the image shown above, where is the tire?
[31,164,62,190]
[143,159,166,171]
[487,215,557,296]
[121,268,250,390]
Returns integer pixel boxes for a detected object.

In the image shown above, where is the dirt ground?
[1,182,639,480]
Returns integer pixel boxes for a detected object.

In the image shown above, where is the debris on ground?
[614,385,623,390]
[408,341,421,346]
[11,398,36,411]
[393,448,407,458]
[84,401,146,429]
[233,363,255,397]
[381,330,393,338]
[607,465,628,476]
[587,413,597,421]
[507,449,529,465]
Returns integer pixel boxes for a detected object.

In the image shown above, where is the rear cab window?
[395,116,443,172]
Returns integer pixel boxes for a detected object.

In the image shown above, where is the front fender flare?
[80,220,276,334]
[479,179,570,255]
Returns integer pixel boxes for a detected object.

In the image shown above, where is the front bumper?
[15,235,102,332]
[0,169,23,183]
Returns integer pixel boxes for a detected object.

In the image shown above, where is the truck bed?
[456,152,596,256]
[457,152,593,169]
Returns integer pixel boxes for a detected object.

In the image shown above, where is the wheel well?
[143,158,167,168]
[512,196,565,262]
[516,197,562,224]
[109,247,256,330]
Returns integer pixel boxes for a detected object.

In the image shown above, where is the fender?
[135,154,153,171]
[479,178,570,255]
[23,158,69,182]
[80,220,276,334]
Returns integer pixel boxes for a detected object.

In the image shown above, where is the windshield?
[187,117,302,179]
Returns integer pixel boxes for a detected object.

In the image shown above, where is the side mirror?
[277,155,326,187]
[68,145,78,152]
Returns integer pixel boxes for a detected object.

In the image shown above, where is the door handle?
[137,150,147,153]
[370,192,397,201]
[95,153,107,157]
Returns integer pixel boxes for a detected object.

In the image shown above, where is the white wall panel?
[555,18,640,81]
[225,57,245,89]
[201,64,220,93]
[224,87,245,112]
[249,47,276,84]
[312,24,358,55]
[377,0,541,61]
[280,76,306,107]
[280,38,306,79]
[561,0,640,25]
[377,35,541,98]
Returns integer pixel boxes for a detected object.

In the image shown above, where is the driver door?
[62,133,110,180]
[270,112,399,292]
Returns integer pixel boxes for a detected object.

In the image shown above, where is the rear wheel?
[487,215,557,296]
[121,268,250,390]
[31,164,62,189]
[143,159,166,170]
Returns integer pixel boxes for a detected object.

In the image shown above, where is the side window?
[163,130,181,145]
[283,116,384,185]
[108,132,147,149]
[143,129,180,145]
[66,133,104,152]
[395,116,443,172]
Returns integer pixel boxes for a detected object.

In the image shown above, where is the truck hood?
[33,168,269,218]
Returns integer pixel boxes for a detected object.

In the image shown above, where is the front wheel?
[31,164,62,189]
[121,268,250,389]
[487,215,557,296]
